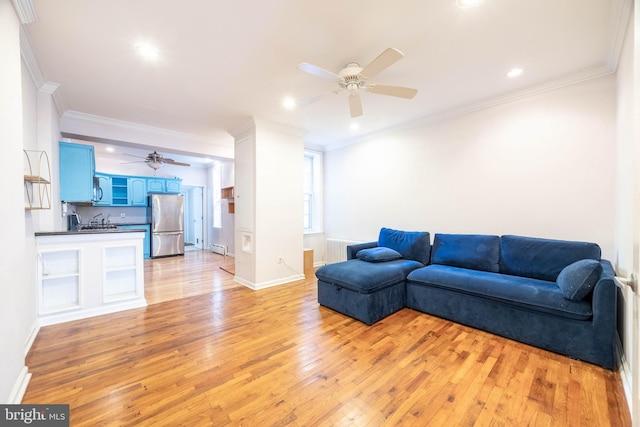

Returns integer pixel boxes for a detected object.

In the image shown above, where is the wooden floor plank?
[23,249,631,426]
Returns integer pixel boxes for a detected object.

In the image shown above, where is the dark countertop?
[35,228,148,236]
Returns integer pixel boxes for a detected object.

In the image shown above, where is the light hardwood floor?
[24,250,631,426]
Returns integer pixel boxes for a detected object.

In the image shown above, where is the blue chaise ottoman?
[315,228,430,325]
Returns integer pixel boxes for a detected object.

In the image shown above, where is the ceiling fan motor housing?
[339,63,364,91]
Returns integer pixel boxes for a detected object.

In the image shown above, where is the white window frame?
[304,150,323,234]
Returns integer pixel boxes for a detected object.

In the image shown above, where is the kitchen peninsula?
[35,228,146,326]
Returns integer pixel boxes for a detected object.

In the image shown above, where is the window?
[303,155,313,230]
[304,150,322,233]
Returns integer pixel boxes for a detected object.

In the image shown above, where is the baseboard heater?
[211,243,227,256]
[326,238,360,264]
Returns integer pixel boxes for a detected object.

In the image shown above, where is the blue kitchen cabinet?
[111,176,129,205]
[94,173,112,206]
[128,178,147,206]
[59,142,95,202]
[165,178,181,193]
[118,224,151,258]
[146,178,165,193]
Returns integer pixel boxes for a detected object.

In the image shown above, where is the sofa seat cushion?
[407,265,593,320]
[500,235,601,281]
[315,259,424,294]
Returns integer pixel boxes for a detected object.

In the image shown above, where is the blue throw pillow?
[378,228,431,264]
[356,247,402,263]
[556,259,602,301]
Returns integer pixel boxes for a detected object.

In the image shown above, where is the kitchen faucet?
[91,212,103,226]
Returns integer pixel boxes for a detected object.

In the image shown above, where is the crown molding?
[606,0,633,71]
[19,26,44,87]
[62,110,232,149]
[11,0,36,24]
[323,64,615,152]
[253,118,306,139]
[40,82,65,117]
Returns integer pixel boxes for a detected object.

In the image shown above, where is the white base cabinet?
[36,232,146,326]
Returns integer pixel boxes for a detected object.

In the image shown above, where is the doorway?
[182,186,204,250]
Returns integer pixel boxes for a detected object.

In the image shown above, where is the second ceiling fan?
[297,47,418,118]
[123,151,190,170]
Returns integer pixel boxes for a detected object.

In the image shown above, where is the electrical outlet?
[120,213,125,218]
[278,255,283,263]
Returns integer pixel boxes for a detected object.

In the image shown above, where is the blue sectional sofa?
[315,228,618,369]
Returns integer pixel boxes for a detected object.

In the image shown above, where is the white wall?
[614,7,639,421]
[254,125,304,283]
[324,75,617,260]
[1,0,32,403]
[232,119,305,288]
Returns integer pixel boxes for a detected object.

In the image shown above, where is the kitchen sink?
[77,224,120,232]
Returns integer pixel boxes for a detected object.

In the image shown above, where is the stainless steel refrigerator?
[149,193,184,258]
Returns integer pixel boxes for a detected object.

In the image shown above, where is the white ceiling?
[23,0,625,161]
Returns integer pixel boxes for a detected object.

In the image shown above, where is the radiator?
[326,238,359,264]
[210,243,227,256]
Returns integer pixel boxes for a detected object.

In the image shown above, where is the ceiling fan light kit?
[297,47,418,118]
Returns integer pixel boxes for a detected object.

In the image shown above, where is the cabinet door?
[94,173,112,206]
[59,142,95,202]
[165,179,181,193]
[147,178,165,193]
[128,178,147,206]
[118,225,151,259]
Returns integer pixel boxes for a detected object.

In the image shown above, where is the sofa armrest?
[347,241,378,260]
[591,260,617,360]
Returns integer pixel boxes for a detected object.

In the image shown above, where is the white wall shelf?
[24,149,52,210]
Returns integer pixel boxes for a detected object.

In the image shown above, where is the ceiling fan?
[123,151,190,170]
[297,47,418,118]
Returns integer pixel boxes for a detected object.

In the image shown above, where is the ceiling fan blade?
[360,48,404,79]
[123,153,147,159]
[163,159,191,167]
[298,63,342,82]
[368,84,417,99]
[348,93,363,118]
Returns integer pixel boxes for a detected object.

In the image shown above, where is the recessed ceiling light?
[457,0,480,8]
[282,97,296,110]
[506,68,524,78]
[105,147,114,153]
[350,122,359,131]
[135,42,159,61]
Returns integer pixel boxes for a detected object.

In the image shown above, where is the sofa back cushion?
[378,228,431,264]
[500,235,601,281]
[431,234,500,272]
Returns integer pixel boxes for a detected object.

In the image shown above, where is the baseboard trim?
[616,333,632,417]
[235,274,306,290]
[8,367,31,404]
[37,299,148,327]
[24,322,40,358]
